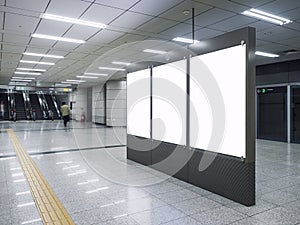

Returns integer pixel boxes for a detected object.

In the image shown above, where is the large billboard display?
[127,69,151,138]
[152,60,187,145]
[190,44,246,158]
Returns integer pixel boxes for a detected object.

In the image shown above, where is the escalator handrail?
[37,92,48,119]
[51,94,61,119]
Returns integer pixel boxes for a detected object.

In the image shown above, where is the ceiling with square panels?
[0,0,299,87]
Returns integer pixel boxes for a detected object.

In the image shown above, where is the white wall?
[92,84,106,124]
[106,80,126,126]
[70,88,87,121]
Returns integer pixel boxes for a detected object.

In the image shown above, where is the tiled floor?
[1,120,300,225]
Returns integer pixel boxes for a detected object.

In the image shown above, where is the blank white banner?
[127,69,151,138]
[152,60,187,145]
[190,44,246,158]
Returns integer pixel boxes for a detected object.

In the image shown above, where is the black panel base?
[127,135,255,206]
[189,149,255,206]
[151,140,191,182]
[127,135,152,165]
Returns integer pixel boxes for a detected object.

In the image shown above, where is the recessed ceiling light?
[173,37,199,44]
[183,10,190,15]
[255,51,279,58]
[20,60,55,65]
[143,49,167,54]
[31,34,85,44]
[84,72,108,76]
[16,68,46,72]
[23,52,64,59]
[98,66,126,71]
[242,8,292,25]
[41,13,107,29]
[76,76,98,79]
[112,61,131,66]
[14,71,42,75]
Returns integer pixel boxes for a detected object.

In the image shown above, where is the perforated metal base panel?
[127,135,152,165]
[127,135,255,206]
[189,149,255,206]
[151,140,190,182]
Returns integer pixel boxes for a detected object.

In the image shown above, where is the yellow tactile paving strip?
[7,129,75,225]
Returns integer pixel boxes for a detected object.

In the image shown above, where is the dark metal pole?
[192,8,195,43]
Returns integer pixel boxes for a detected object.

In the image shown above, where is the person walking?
[48,109,54,121]
[0,101,4,120]
[60,102,70,127]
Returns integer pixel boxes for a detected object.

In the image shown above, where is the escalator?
[45,94,60,119]
[14,93,27,120]
[29,94,44,120]
[0,92,9,120]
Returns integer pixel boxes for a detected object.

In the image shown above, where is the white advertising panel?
[127,69,151,138]
[152,60,187,145]
[190,44,246,157]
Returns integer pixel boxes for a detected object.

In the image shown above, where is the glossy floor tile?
[1,121,300,224]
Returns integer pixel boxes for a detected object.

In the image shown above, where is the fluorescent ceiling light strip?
[14,71,42,75]
[61,81,76,84]
[11,79,33,82]
[20,60,55,65]
[173,37,199,44]
[42,13,107,28]
[255,51,279,58]
[16,68,46,72]
[53,84,71,87]
[112,61,131,66]
[32,33,85,44]
[66,79,86,82]
[9,82,28,86]
[23,52,64,59]
[12,77,35,79]
[84,72,107,76]
[143,49,167,54]
[250,8,292,24]
[243,11,283,25]
[76,75,98,79]
[98,66,126,71]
